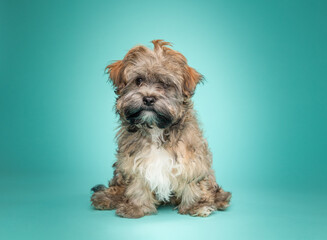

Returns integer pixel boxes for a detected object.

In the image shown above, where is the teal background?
[1,0,326,239]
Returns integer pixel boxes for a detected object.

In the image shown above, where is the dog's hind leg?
[91,185,126,210]
[115,178,158,218]
[214,187,232,210]
[91,168,128,210]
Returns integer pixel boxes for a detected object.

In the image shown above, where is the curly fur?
[91,40,231,218]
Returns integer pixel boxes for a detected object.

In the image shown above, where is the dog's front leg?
[178,177,231,217]
[116,178,157,218]
[177,181,209,216]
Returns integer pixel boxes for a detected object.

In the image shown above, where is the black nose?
[143,96,156,106]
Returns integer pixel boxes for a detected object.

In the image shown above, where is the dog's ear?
[105,60,125,94]
[183,66,203,97]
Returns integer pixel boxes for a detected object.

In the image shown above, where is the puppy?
[91,40,231,218]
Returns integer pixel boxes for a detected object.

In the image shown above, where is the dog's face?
[106,40,203,129]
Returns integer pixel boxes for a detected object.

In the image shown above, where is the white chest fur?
[133,129,182,201]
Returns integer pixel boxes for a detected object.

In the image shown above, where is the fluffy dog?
[91,40,231,218]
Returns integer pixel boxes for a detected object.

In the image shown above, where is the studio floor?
[1,174,326,240]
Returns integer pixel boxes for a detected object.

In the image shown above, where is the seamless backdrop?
[1,0,327,240]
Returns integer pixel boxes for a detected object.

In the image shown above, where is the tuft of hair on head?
[151,39,173,51]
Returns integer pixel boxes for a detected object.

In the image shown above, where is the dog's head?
[106,40,203,129]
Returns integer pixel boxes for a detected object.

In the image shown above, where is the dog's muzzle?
[124,106,173,129]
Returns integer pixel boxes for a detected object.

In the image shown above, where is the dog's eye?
[135,77,143,86]
[160,81,169,89]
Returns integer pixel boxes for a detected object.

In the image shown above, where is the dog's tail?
[91,184,107,193]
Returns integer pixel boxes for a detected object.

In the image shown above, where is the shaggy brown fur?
[91,40,231,218]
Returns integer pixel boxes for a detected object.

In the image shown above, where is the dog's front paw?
[116,203,156,218]
[191,206,215,217]
[91,191,115,210]
[179,205,215,217]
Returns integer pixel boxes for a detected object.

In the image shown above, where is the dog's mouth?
[124,107,172,129]
[125,107,154,120]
